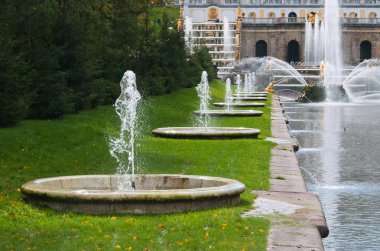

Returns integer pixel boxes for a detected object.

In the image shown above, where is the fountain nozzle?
[132,181,136,190]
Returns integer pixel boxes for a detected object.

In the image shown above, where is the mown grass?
[0,80,274,250]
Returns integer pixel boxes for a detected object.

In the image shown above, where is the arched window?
[360,41,372,61]
[287,40,300,64]
[256,40,267,58]
[268,12,276,18]
[288,12,297,23]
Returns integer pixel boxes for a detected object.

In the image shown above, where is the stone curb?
[249,95,329,250]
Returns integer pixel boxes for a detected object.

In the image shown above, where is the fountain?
[223,17,233,59]
[225,78,232,110]
[214,74,267,109]
[193,71,263,117]
[342,59,380,103]
[21,71,247,214]
[305,12,324,66]
[184,17,193,50]
[109,71,141,191]
[230,57,308,91]
[153,71,262,139]
[324,0,344,101]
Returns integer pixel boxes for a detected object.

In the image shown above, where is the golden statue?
[237,6,243,18]
[307,12,316,23]
[265,81,274,93]
[320,60,325,82]
[179,6,184,18]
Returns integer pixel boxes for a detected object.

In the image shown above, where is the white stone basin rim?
[213,102,266,108]
[238,91,269,95]
[152,127,261,139]
[233,94,268,97]
[21,174,246,214]
[231,97,267,101]
[194,110,263,117]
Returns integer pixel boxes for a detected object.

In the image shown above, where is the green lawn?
[0,80,274,250]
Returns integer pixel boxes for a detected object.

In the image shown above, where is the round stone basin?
[231,97,267,101]
[152,127,261,139]
[21,174,246,214]
[194,110,263,117]
[233,94,268,97]
[213,102,265,108]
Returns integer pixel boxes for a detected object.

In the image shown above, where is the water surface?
[284,101,380,251]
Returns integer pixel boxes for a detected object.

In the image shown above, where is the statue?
[307,12,316,23]
[265,81,274,93]
[179,6,184,18]
[320,60,325,83]
[237,6,243,18]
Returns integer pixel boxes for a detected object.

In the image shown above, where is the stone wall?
[241,23,380,64]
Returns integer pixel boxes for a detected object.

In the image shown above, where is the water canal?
[282,100,380,250]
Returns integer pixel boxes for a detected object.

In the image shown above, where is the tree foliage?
[0,0,216,127]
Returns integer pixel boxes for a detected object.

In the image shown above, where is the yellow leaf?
[132,236,138,241]
[114,244,121,249]
[204,232,209,238]
[111,216,117,220]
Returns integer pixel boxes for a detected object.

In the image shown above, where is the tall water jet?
[244,74,249,93]
[196,71,211,127]
[225,78,232,110]
[236,74,242,94]
[223,17,233,59]
[184,17,193,49]
[305,13,324,65]
[250,72,256,92]
[324,0,343,101]
[109,71,141,191]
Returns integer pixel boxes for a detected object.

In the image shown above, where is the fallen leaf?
[111,216,117,221]
[204,232,209,239]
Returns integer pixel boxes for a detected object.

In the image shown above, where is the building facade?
[182,0,380,68]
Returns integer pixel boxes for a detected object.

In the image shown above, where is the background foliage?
[0,0,216,127]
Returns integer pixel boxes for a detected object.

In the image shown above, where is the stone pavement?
[245,95,329,250]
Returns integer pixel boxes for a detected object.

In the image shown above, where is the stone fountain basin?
[21,174,246,214]
[194,110,263,117]
[152,127,261,139]
[231,97,267,101]
[213,102,265,108]
[233,94,268,97]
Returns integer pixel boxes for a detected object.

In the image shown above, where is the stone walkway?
[245,95,329,250]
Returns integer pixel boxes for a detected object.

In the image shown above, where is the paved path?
[245,95,329,250]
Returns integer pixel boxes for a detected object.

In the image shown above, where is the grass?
[0,80,274,250]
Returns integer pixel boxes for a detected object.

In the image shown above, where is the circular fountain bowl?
[231,97,267,101]
[233,94,268,97]
[193,110,263,117]
[21,174,246,214]
[213,102,265,108]
[152,127,261,139]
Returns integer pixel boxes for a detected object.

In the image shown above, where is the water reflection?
[284,101,380,250]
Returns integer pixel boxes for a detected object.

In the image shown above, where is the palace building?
[178,0,380,72]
